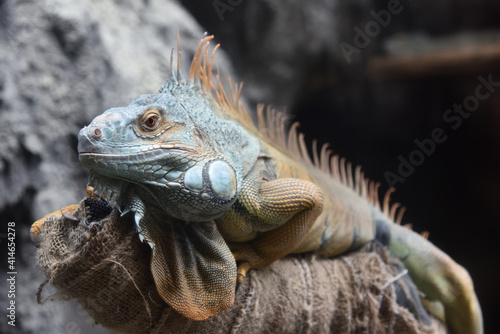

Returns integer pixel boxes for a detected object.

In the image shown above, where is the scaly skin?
[33,35,482,333]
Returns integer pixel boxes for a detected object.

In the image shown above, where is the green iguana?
[33,34,482,333]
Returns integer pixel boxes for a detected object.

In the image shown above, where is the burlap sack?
[35,199,447,334]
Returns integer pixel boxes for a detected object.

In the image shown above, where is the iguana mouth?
[78,144,196,156]
[78,124,197,156]
[79,146,198,170]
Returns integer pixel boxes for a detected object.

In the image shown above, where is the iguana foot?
[31,204,79,247]
[230,242,266,282]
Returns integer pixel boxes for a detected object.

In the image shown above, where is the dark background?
[1,0,499,333]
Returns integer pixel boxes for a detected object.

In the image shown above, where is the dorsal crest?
[168,32,407,225]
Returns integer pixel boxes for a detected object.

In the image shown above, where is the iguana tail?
[375,214,483,334]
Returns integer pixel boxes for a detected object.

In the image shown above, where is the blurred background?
[1,0,499,332]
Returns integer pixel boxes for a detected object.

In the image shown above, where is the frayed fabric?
[35,200,446,334]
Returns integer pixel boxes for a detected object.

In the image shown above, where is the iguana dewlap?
[38,35,482,333]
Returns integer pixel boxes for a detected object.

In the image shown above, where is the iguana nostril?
[92,127,102,140]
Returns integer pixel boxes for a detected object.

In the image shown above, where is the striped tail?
[374,212,483,334]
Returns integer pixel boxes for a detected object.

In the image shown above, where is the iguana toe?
[237,263,251,283]
[86,186,100,200]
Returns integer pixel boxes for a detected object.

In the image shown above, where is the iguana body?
[36,35,482,333]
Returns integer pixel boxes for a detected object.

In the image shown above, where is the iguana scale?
[33,34,482,333]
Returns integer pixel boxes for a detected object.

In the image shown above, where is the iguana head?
[78,83,249,222]
[78,35,260,223]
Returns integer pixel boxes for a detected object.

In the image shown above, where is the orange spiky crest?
[172,33,409,227]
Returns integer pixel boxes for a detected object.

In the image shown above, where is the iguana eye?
[145,115,158,128]
[139,109,163,133]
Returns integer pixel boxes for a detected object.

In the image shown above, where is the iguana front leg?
[220,177,324,280]
[31,187,111,247]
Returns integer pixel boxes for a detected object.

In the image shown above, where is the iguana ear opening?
[144,218,237,320]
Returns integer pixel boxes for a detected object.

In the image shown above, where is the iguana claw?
[86,186,100,200]
[236,263,251,283]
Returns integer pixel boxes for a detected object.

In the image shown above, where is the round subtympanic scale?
[207,160,236,199]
